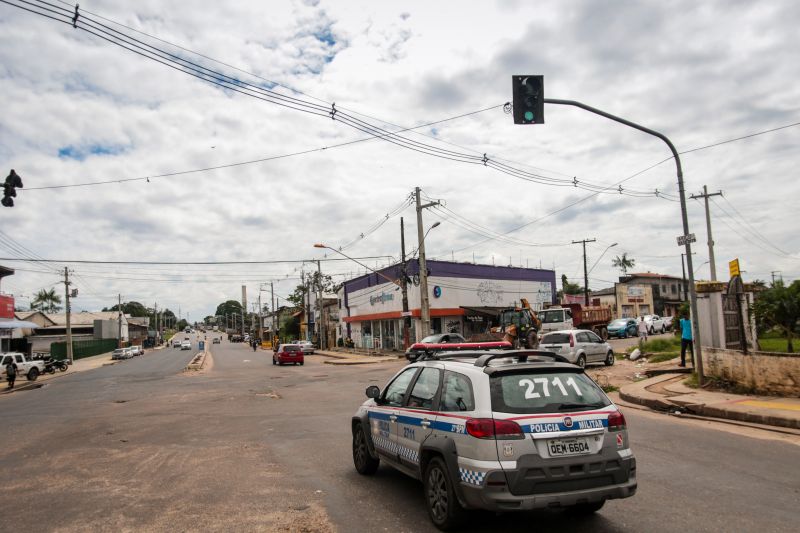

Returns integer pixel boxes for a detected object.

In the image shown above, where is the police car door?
[396,365,443,471]
[370,366,419,465]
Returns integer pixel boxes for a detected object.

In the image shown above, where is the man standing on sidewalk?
[4,360,17,389]
[680,314,694,367]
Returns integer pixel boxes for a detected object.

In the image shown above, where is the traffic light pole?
[572,238,596,306]
[543,98,704,384]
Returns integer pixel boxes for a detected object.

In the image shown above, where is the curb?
[185,351,207,371]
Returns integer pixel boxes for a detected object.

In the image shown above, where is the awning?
[0,319,40,330]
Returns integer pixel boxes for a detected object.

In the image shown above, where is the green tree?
[753,280,800,353]
[560,274,582,296]
[176,319,189,332]
[612,253,636,276]
[31,288,62,313]
[215,300,243,318]
[103,301,149,317]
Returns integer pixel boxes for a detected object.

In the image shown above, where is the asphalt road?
[1,339,798,532]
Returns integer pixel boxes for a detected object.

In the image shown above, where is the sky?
[1,0,798,321]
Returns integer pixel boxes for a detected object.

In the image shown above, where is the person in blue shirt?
[680,314,694,367]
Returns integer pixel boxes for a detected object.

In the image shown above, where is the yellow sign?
[729,258,740,278]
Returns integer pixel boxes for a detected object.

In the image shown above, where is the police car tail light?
[466,418,524,440]
[608,411,627,431]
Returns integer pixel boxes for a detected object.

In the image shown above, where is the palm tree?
[612,253,636,276]
[31,288,63,313]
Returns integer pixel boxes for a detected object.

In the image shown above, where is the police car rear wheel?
[424,457,464,530]
[352,424,379,475]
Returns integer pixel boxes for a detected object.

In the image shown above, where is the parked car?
[180,341,192,350]
[0,352,46,381]
[607,318,639,339]
[539,329,615,368]
[130,345,144,356]
[212,337,221,344]
[296,340,315,354]
[662,316,674,331]
[641,315,666,334]
[172,338,182,348]
[351,349,637,529]
[273,344,304,366]
[112,348,131,360]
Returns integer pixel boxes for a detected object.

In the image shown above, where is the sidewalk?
[313,349,403,366]
[1,349,129,395]
[619,373,800,430]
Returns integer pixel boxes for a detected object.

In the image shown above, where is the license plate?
[546,437,591,456]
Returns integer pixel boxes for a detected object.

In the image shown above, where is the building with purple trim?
[337,260,556,350]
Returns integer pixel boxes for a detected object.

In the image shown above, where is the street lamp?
[416,221,440,339]
[588,242,618,275]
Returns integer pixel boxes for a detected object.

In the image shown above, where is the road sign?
[729,258,740,278]
[677,233,696,246]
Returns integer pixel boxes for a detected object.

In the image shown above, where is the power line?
[0,255,396,265]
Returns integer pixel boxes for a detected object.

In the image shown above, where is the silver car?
[352,350,636,530]
[539,329,615,368]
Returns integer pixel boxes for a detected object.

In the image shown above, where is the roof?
[590,287,616,296]
[41,311,130,326]
[624,272,683,281]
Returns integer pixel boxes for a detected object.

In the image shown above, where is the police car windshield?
[489,371,610,414]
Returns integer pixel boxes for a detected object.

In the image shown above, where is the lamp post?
[416,221,440,339]
[588,242,618,275]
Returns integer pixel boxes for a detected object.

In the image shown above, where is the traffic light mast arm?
[542,97,704,385]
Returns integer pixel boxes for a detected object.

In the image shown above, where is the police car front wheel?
[352,424,379,475]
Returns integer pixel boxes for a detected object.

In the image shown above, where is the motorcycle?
[43,358,69,374]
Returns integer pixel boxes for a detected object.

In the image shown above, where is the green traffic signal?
[524,111,534,121]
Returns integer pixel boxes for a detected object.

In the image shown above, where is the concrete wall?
[704,347,800,397]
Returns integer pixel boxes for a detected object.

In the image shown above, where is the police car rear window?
[490,371,610,414]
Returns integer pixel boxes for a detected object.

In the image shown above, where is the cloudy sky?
[1,0,798,321]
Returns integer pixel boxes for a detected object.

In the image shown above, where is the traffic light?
[2,169,23,208]
[512,75,544,124]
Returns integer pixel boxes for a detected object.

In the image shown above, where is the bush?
[626,337,681,354]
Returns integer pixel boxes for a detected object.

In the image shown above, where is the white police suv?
[351,350,637,530]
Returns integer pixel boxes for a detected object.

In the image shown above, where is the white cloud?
[1,0,798,320]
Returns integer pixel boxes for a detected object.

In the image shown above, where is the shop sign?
[628,286,645,297]
[370,292,395,306]
[0,295,13,319]
[466,315,484,322]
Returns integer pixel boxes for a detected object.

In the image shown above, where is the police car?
[351,349,637,530]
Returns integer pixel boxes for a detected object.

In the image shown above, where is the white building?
[339,260,556,350]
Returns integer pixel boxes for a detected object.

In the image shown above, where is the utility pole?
[64,267,73,364]
[270,281,275,342]
[317,260,325,350]
[400,217,411,349]
[690,186,723,280]
[572,238,596,306]
[117,294,122,348]
[681,252,696,302]
[257,290,263,342]
[415,187,439,339]
[771,271,782,286]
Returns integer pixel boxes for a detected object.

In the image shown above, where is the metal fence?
[50,338,118,360]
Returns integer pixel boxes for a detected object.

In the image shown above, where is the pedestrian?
[5,359,17,389]
[680,314,694,367]
[637,317,648,344]
[252,339,257,352]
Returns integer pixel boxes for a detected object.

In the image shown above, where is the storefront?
[339,260,556,350]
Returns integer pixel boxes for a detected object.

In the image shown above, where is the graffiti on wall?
[477,281,504,305]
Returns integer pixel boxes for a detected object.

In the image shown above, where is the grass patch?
[625,337,681,354]
[647,352,680,364]
[684,373,756,395]
[684,373,699,389]
[601,384,619,393]
[757,337,795,353]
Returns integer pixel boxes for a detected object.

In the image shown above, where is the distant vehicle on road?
[641,315,666,334]
[539,329,615,368]
[171,338,182,348]
[273,344,304,366]
[606,318,639,339]
[296,340,315,354]
[130,345,144,356]
[112,348,131,360]
[538,304,613,340]
[180,341,192,350]
[212,337,221,344]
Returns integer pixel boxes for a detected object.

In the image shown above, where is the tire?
[272,358,277,365]
[661,325,666,334]
[649,327,655,335]
[300,362,304,366]
[599,328,609,341]
[27,368,39,381]
[576,354,586,369]
[604,351,615,366]
[567,500,606,515]
[58,363,68,372]
[352,424,379,475]
[424,456,465,530]
[47,366,56,374]
[621,330,627,339]
[525,330,539,349]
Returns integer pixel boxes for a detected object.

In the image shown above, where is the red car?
[273,344,305,366]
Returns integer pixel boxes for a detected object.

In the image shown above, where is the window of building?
[671,284,677,294]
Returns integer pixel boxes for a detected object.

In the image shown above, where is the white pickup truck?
[1,352,46,381]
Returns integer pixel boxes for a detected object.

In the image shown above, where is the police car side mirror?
[366,385,381,399]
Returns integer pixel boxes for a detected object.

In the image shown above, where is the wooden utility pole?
[689,186,723,281]
[400,217,411,349]
[572,238,596,306]
[64,267,73,364]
